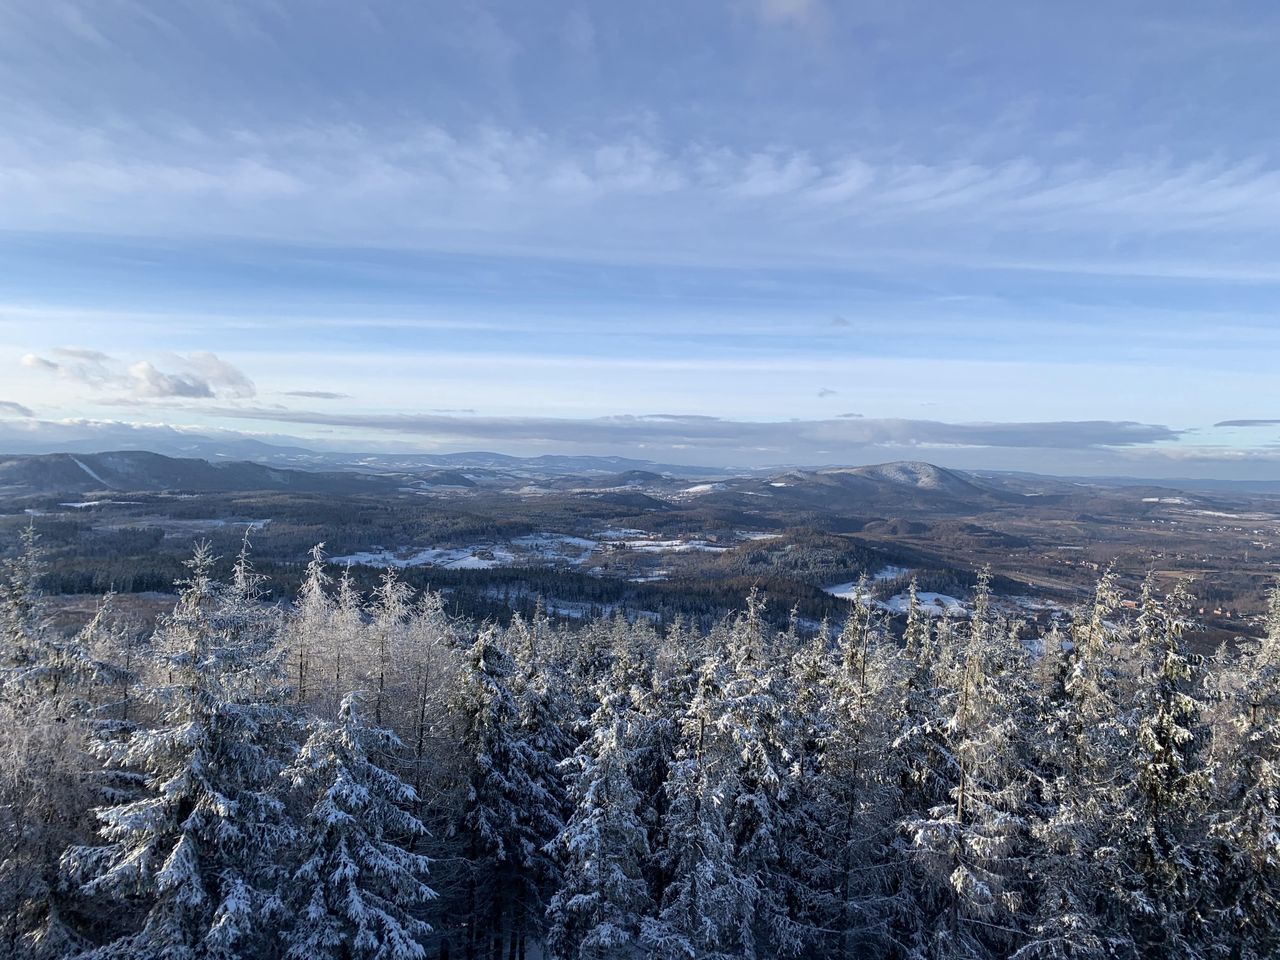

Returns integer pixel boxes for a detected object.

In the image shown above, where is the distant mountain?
[820,460,995,497]
[0,451,402,497]
[675,460,1023,515]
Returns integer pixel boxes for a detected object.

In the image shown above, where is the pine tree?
[65,543,293,960]
[0,529,125,959]
[643,646,743,960]
[1210,581,1280,957]
[546,679,652,959]
[1109,576,1214,957]
[287,543,333,711]
[283,692,435,960]
[907,569,1031,958]
[454,628,561,960]
[821,587,901,957]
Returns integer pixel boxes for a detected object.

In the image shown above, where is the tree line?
[2,526,1279,959]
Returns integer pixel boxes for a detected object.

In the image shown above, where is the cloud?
[0,400,34,417]
[817,387,837,398]
[213,405,1183,459]
[829,316,851,327]
[1215,419,1280,427]
[283,390,351,400]
[756,0,824,28]
[20,349,255,401]
[6,114,1280,275]
[4,414,1276,479]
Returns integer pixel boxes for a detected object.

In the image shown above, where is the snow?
[594,527,651,539]
[823,581,869,602]
[681,482,725,494]
[512,533,598,564]
[71,457,111,487]
[332,546,516,570]
[621,538,729,553]
[822,579,967,617]
[883,592,967,617]
[872,564,911,582]
[60,500,144,508]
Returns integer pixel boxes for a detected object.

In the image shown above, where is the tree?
[1210,581,1280,958]
[906,569,1031,958]
[453,628,561,960]
[1108,577,1214,957]
[283,692,435,960]
[1015,573,1127,960]
[546,680,652,959]
[65,543,293,960]
[643,647,743,960]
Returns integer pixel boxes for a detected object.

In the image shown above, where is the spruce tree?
[546,679,652,959]
[283,692,435,960]
[65,543,293,960]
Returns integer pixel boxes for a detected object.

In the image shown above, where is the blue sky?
[1,0,1279,474]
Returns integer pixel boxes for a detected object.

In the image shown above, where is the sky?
[2,0,1279,476]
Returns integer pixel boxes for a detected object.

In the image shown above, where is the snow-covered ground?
[822,572,967,618]
[883,592,967,617]
[332,546,517,570]
[511,533,597,564]
[622,537,730,553]
[60,500,144,508]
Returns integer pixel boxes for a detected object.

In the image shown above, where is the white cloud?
[5,116,1280,272]
[20,348,256,401]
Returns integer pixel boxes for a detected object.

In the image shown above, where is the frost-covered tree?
[1016,573,1127,960]
[287,543,334,711]
[65,542,293,960]
[643,648,744,960]
[907,569,1031,959]
[283,692,435,960]
[453,628,562,960]
[1106,577,1214,957]
[546,680,651,959]
[1209,581,1280,959]
[820,587,902,958]
[713,591,804,957]
[0,531,126,959]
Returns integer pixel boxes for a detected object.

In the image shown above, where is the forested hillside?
[2,528,1278,959]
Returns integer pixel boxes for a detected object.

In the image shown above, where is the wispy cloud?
[5,116,1280,271]
[282,390,351,400]
[0,400,34,417]
[21,349,255,400]
[212,405,1182,455]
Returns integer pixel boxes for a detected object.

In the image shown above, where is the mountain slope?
[0,451,401,496]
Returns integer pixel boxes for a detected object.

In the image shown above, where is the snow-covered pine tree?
[65,541,293,960]
[287,543,334,711]
[713,590,804,958]
[370,567,413,729]
[453,627,561,960]
[545,677,652,959]
[781,620,839,952]
[1109,576,1214,957]
[643,643,743,960]
[505,611,571,955]
[0,530,127,959]
[1210,581,1280,958]
[820,584,902,958]
[880,580,954,956]
[283,691,435,960]
[907,568,1032,959]
[1015,572,1128,960]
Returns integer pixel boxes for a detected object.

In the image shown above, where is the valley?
[3,449,1277,646]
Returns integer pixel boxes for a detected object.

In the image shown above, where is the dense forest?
[2,527,1279,960]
